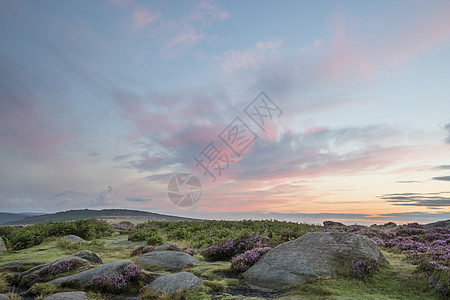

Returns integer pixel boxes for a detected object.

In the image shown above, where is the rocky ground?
[0,220,448,299]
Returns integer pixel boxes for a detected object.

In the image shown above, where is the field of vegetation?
[0,218,448,299]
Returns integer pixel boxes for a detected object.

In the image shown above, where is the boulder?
[48,260,133,288]
[0,237,7,253]
[243,232,386,292]
[323,221,345,227]
[0,294,9,300]
[20,250,102,279]
[383,222,397,228]
[148,272,201,295]
[0,260,43,273]
[62,235,85,244]
[43,291,88,300]
[137,251,199,271]
[119,221,135,227]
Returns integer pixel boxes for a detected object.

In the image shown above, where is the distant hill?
[1,209,198,225]
[0,212,44,224]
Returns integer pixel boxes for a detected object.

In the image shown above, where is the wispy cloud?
[435,165,450,170]
[220,39,283,77]
[125,197,152,202]
[94,186,115,205]
[445,123,450,144]
[432,176,450,182]
[380,192,450,208]
[397,180,421,183]
[133,7,160,29]
[131,0,229,58]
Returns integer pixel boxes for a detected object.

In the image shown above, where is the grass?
[279,250,441,300]
[0,272,8,292]
[2,240,441,300]
[0,234,132,266]
[187,261,232,280]
[1,225,445,300]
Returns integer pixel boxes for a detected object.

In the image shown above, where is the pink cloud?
[220,39,283,77]
[190,0,230,22]
[163,24,205,53]
[133,7,159,29]
[314,4,450,85]
[380,2,450,64]
[0,95,74,160]
[129,0,229,58]
[118,97,180,142]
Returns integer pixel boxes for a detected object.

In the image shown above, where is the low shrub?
[351,257,379,278]
[46,258,84,275]
[85,263,143,294]
[0,219,113,251]
[231,247,272,272]
[201,234,270,261]
[146,235,164,246]
[130,245,155,257]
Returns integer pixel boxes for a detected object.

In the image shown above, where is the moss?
[145,264,165,271]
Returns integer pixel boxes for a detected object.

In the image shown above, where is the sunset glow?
[1,0,449,225]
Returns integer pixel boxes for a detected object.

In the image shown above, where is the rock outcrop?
[43,292,88,300]
[148,272,202,295]
[48,260,133,288]
[0,237,7,253]
[137,251,199,271]
[243,232,386,292]
[62,235,86,244]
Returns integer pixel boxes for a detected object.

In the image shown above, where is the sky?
[0,0,449,225]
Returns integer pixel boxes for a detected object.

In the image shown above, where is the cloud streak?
[380,192,450,208]
[432,176,450,182]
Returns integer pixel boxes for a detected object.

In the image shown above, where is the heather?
[46,258,85,275]
[231,246,272,272]
[85,263,143,294]
[351,257,380,278]
[130,245,155,257]
[200,234,270,261]
[1,218,449,299]
[321,222,450,295]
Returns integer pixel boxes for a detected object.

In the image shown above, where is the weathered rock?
[67,250,103,264]
[383,222,397,228]
[137,251,199,271]
[119,221,135,227]
[323,221,345,227]
[154,243,180,251]
[0,294,9,300]
[43,291,88,300]
[424,219,450,228]
[149,272,202,295]
[48,260,133,288]
[0,236,7,253]
[20,250,102,280]
[243,232,386,292]
[0,260,43,273]
[62,235,85,244]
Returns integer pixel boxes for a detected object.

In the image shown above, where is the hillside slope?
[1,209,198,225]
